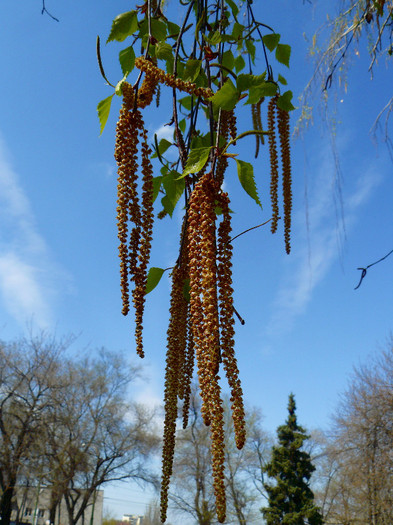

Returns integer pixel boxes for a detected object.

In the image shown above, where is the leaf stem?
[222,130,272,155]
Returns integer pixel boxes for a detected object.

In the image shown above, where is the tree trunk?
[0,483,16,525]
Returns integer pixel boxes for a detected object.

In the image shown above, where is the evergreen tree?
[261,394,323,525]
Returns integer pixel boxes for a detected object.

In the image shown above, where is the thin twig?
[233,307,245,326]
[354,248,393,290]
[42,0,59,22]
[229,218,275,244]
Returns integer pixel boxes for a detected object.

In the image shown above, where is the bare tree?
[168,386,270,525]
[0,334,67,525]
[43,350,160,525]
[315,339,393,525]
[0,336,160,525]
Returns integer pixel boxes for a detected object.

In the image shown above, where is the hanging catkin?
[268,96,280,235]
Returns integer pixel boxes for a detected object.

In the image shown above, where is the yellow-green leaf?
[275,44,291,67]
[277,90,296,111]
[145,267,165,294]
[263,33,280,52]
[210,79,239,111]
[119,46,135,76]
[181,147,212,178]
[235,159,262,209]
[107,11,138,43]
[97,94,114,135]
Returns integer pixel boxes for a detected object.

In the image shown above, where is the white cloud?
[153,124,175,143]
[0,135,64,328]
[266,149,383,337]
[0,253,51,327]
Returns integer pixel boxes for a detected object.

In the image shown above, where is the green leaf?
[107,11,138,43]
[179,119,186,133]
[210,79,239,110]
[155,41,173,61]
[222,50,235,71]
[162,171,185,216]
[225,0,239,17]
[235,159,262,209]
[166,21,180,39]
[234,54,246,74]
[158,138,172,155]
[97,94,114,135]
[245,39,256,63]
[246,82,277,103]
[119,46,135,76]
[277,90,296,112]
[275,44,291,67]
[207,30,221,45]
[263,33,280,52]
[232,22,244,41]
[181,147,212,177]
[139,18,167,45]
[237,73,266,92]
[183,59,202,82]
[151,19,167,41]
[179,96,192,111]
[145,267,165,294]
[152,176,162,202]
[278,74,287,85]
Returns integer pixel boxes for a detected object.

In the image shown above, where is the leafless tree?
[168,385,271,525]
[0,334,68,525]
[312,338,393,525]
[0,336,160,525]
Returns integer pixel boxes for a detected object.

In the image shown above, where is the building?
[10,487,103,525]
[121,516,143,525]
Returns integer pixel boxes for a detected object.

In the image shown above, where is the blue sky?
[1,0,392,520]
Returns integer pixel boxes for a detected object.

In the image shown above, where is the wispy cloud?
[0,135,64,328]
[153,123,175,143]
[266,147,383,337]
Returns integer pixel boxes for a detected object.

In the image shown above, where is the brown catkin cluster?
[226,109,237,143]
[161,258,190,522]
[267,95,292,252]
[215,111,232,188]
[114,82,154,357]
[137,66,159,109]
[133,127,154,355]
[277,106,292,254]
[187,172,226,522]
[217,192,246,450]
[135,56,213,99]
[267,96,280,234]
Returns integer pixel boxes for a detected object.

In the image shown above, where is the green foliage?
[161,169,185,217]
[262,395,323,525]
[119,46,135,77]
[145,267,165,294]
[210,79,239,111]
[278,90,296,111]
[263,33,281,52]
[275,43,291,67]
[181,147,212,177]
[107,11,138,43]
[97,94,114,135]
[235,159,262,209]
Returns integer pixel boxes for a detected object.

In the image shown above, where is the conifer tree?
[261,394,323,525]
